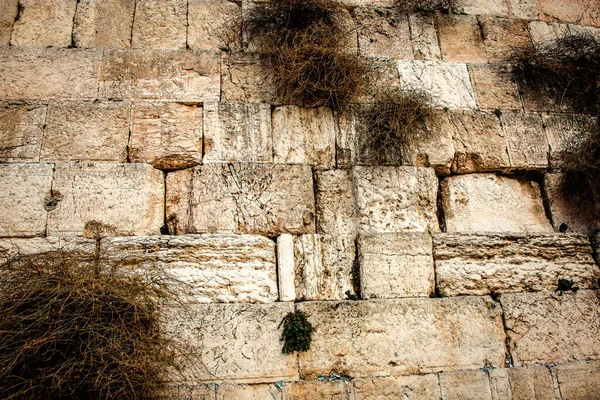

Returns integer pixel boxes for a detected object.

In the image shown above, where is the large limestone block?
[0,163,54,237]
[397,60,476,110]
[0,48,102,100]
[541,113,595,168]
[164,302,298,383]
[220,52,280,104]
[500,290,600,366]
[488,366,555,400]
[130,102,203,170]
[437,14,486,63]
[131,0,187,49]
[166,163,315,236]
[282,380,350,400]
[439,370,493,400]
[501,112,548,171]
[46,163,164,237]
[480,17,530,63]
[216,383,282,400]
[528,21,569,46]
[352,374,441,400]
[100,234,277,303]
[0,102,46,162]
[511,0,538,19]
[73,0,135,49]
[468,64,521,111]
[355,7,412,60]
[100,50,220,102]
[408,13,441,60]
[353,166,439,234]
[41,101,130,162]
[10,0,77,48]
[315,170,358,236]
[553,361,600,400]
[297,297,506,378]
[538,0,585,23]
[359,232,435,299]
[451,0,509,16]
[0,236,96,261]
[433,233,600,297]
[188,0,242,52]
[203,102,272,163]
[441,174,553,233]
[159,384,216,400]
[0,0,18,46]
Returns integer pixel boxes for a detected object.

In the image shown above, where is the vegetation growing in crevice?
[394,0,451,13]
[279,311,315,353]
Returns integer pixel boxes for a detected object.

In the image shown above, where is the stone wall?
[1,0,600,398]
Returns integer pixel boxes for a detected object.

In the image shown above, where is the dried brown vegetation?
[395,0,450,13]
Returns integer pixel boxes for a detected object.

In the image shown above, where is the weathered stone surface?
[10,0,77,48]
[298,297,505,378]
[0,236,96,260]
[501,112,548,170]
[510,0,539,19]
[568,23,600,39]
[0,48,102,100]
[352,374,441,400]
[217,383,282,400]
[188,0,242,52]
[480,17,530,63]
[0,103,46,162]
[221,52,280,104]
[553,361,600,400]
[468,64,521,111]
[397,60,476,110]
[0,0,18,46]
[439,370,493,400]
[282,380,349,400]
[408,12,441,60]
[100,234,277,304]
[158,384,216,400]
[433,233,600,297]
[437,14,486,63]
[41,101,130,162]
[165,302,298,383]
[355,7,412,60]
[73,0,135,49]
[500,290,600,366]
[441,174,553,233]
[203,102,272,163]
[402,115,455,175]
[451,0,509,16]
[130,102,203,170]
[0,163,54,237]
[316,170,358,236]
[277,234,296,302]
[166,163,315,236]
[538,0,585,23]
[359,232,434,299]
[354,166,439,234]
[47,163,164,237]
[542,113,595,168]
[131,0,187,49]
[527,21,569,46]
[100,50,220,102]
[488,366,555,400]
[272,106,336,169]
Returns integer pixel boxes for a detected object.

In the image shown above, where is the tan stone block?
[315,170,358,236]
[441,174,553,233]
[451,0,509,16]
[46,163,164,236]
[0,236,96,261]
[539,0,585,23]
[0,0,18,46]
[510,0,539,20]
[480,17,530,63]
[298,297,506,378]
[433,233,600,296]
[541,113,596,168]
[408,12,441,60]
[489,366,555,400]
[402,114,455,175]
[166,163,315,236]
[131,0,187,49]
[282,380,349,400]
[355,7,412,60]
[188,0,242,52]
[100,50,220,102]
[553,361,600,400]
[73,0,135,49]
[437,14,486,63]
[221,52,280,104]
[41,101,130,162]
[568,24,600,40]
[502,112,548,170]
[0,103,46,162]
[130,102,203,170]
[10,0,77,48]
[469,64,521,111]
[500,290,600,366]
[0,48,102,100]
[156,384,216,400]
[0,163,54,237]
[352,374,441,400]
[527,21,569,46]
[439,370,493,400]
[217,383,282,400]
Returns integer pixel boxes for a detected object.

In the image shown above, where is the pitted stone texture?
[437,14,486,63]
[130,102,203,170]
[73,0,135,49]
[166,163,315,236]
[315,170,358,236]
[131,0,187,49]
[488,366,555,400]
[451,0,509,16]
[221,53,280,104]
[528,21,569,46]
[272,106,336,169]
[47,163,164,237]
[100,234,277,304]
[277,234,295,302]
[441,174,553,233]
[100,50,220,102]
[408,13,441,60]
[0,103,46,162]
[158,385,216,400]
[480,17,530,63]
[542,113,595,168]
[439,370,493,400]
[0,48,102,100]
[510,0,539,19]
[0,0,18,46]
[41,101,130,162]
[397,60,476,110]
[468,64,521,111]
[0,236,96,261]
[165,302,298,383]
[355,7,412,60]
[359,232,434,299]
[352,375,441,400]
[297,297,505,379]
[203,102,272,163]
[553,361,600,399]
[282,380,350,400]
[538,0,586,24]
[188,0,242,52]
[217,384,282,400]
[433,233,599,297]
[354,166,439,234]
[0,163,53,237]
[501,112,548,170]
[500,290,600,366]
[10,0,77,48]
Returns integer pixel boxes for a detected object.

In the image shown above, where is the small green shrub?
[279,311,315,354]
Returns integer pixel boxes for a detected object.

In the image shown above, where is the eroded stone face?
[220,52,280,104]
[355,7,412,60]
[511,0,539,19]
[553,361,600,400]
[352,374,441,400]
[282,380,350,400]
[468,64,521,111]
[0,0,18,46]
[0,103,46,162]
[408,13,441,60]
[73,0,135,49]
[188,0,242,52]
[437,14,486,63]
[480,17,530,63]
[217,383,282,400]
[489,366,555,400]
[439,370,493,400]
[0,236,97,261]
[501,112,548,171]
[451,0,509,16]
[10,0,77,48]
[131,0,187,49]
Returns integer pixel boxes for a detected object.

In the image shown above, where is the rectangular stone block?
[131,0,187,49]
[511,0,539,19]
[0,236,96,261]
[359,232,435,299]
[216,383,281,400]
[553,361,600,400]
[282,381,349,400]
[437,14,486,63]
[355,7,412,60]
[541,113,595,168]
[500,290,600,366]
[480,17,530,63]
[166,163,315,236]
[451,0,509,16]
[73,0,135,49]
[47,163,164,237]
[0,102,46,162]
[488,366,555,400]
[352,374,441,400]
[10,0,77,48]
[468,64,521,111]
[502,112,548,171]
[220,52,280,104]
[297,297,506,378]
[0,0,18,46]
[433,233,600,297]
[439,370,493,400]
[315,170,358,236]
[188,0,242,52]
[527,21,569,47]
[408,12,441,60]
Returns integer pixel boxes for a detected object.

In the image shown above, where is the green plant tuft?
[279,311,315,354]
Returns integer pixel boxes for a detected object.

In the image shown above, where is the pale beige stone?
[131,0,187,49]
[0,48,102,100]
[355,7,412,60]
[282,380,349,400]
[500,290,600,366]
[433,233,600,296]
[73,0,135,49]
[188,0,242,52]
[541,113,596,168]
[539,0,585,23]
[47,163,164,237]
[480,17,531,63]
[553,361,600,400]
[468,64,522,111]
[217,383,282,400]
[157,384,216,400]
[130,102,203,170]
[489,366,555,400]
[41,101,130,162]
[502,112,548,170]
[100,50,220,102]
[166,163,315,236]
[339,0,395,6]
[298,297,506,378]
[0,236,96,261]
[437,14,486,63]
[203,102,272,163]
[221,52,280,104]
[277,234,296,302]
[359,232,434,299]
[439,370,493,400]
[315,170,358,236]
[452,0,509,16]
[0,0,18,46]
[352,374,441,400]
[408,12,441,60]
[0,163,54,237]
[441,174,553,233]
[10,0,77,48]
[568,24,600,40]
[527,21,569,47]
[510,0,539,20]
[0,103,46,162]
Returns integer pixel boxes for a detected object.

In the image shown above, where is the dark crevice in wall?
[352,236,361,299]
[436,177,446,233]
[160,171,169,235]
[69,0,81,48]
[492,294,514,369]
[129,0,138,48]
